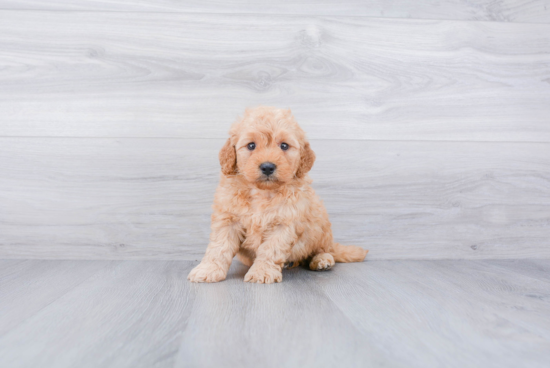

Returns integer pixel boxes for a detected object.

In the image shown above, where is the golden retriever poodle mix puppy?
[188,106,368,283]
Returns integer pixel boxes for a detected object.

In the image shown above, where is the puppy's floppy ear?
[219,138,237,175]
[296,142,315,178]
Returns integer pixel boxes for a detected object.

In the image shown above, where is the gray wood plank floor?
[2,138,549,260]
[1,2,549,367]
[0,259,549,368]
[1,11,549,142]
[1,0,549,23]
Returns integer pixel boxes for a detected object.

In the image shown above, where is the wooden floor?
[1,1,549,367]
[0,259,549,368]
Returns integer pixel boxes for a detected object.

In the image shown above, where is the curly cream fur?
[188,106,368,283]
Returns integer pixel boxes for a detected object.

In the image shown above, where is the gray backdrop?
[1,1,549,261]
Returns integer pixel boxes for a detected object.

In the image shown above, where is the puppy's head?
[219,106,315,189]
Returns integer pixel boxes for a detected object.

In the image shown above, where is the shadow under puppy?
[188,106,368,283]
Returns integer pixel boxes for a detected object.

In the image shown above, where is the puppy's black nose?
[260,162,276,176]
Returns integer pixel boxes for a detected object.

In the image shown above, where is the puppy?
[188,106,368,283]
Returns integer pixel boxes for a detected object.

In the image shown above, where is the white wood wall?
[1,1,549,260]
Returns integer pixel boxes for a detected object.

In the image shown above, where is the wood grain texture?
[319,260,550,368]
[0,260,112,335]
[0,259,549,367]
[0,260,196,368]
[1,11,550,141]
[1,138,549,260]
[176,262,387,367]
[0,0,549,24]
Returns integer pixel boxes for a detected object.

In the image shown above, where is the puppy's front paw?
[244,262,282,284]
[188,262,226,283]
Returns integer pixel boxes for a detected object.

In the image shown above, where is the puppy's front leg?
[244,225,295,284]
[188,216,242,283]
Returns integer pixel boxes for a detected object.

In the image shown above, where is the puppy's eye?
[247,142,256,151]
[280,142,289,151]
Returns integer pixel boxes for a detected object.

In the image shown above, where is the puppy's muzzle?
[259,162,276,176]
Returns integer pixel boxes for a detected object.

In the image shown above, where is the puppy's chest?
[248,189,277,210]
[239,190,285,229]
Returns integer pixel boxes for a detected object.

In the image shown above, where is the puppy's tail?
[329,242,369,263]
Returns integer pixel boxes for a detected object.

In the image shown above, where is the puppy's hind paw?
[309,253,335,271]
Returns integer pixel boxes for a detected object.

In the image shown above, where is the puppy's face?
[236,127,300,189]
[219,107,315,189]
